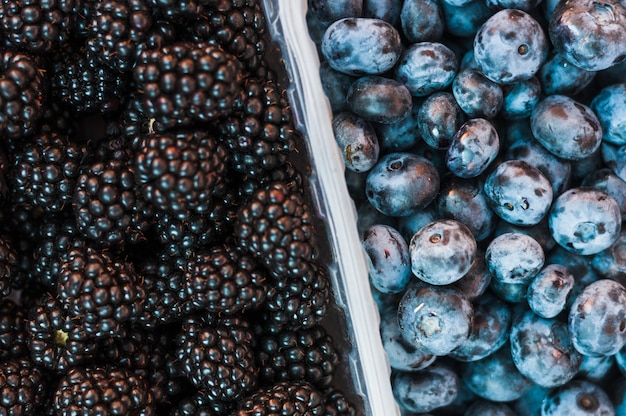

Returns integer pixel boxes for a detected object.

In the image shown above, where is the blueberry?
[396,205,439,242]
[530,95,603,161]
[400,0,444,43]
[321,18,402,75]
[538,51,596,96]
[486,0,542,11]
[486,232,545,285]
[591,229,626,284]
[513,384,551,416]
[510,311,582,388]
[569,279,626,356]
[363,0,401,26]
[356,200,397,236]
[345,169,368,202]
[494,217,557,253]
[409,219,477,286]
[319,62,357,113]
[446,118,500,179]
[396,42,458,97]
[346,75,413,124]
[332,112,380,173]
[450,251,492,301]
[590,83,626,146]
[578,354,615,383]
[375,103,421,153]
[465,400,517,416]
[474,9,548,84]
[542,380,615,415]
[397,281,473,355]
[308,0,363,23]
[572,146,603,183]
[501,77,542,120]
[362,224,411,294]
[527,264,575,319]
[490,278,532,304]
[452,68,503,119]
[437,176,496,242]
[365,152,440,217]
[483,160,554,226]
[549,187,621,256]
[450,292,511,362]
[546,246,600,310]
[440,0,492,38]
[549,0,626,71]
[393,364,459,413]
[418,92,465,150]
[602,142,626,184]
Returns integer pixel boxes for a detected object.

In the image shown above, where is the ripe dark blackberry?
[57,247,146,339]
[135,255,184,328]
[323,389,358,416]
[174,315,258,408]
[220,77,297,178]
[53,365,155,415]
[27,293,99,372]
[178,243,268,316]
[0,50,46,139]
[255,324,340,390]
[0,0,81,53]
[0,236,16,296]
[133,41,244,129]
[234,380,325,416]
[9,130,88,213]
[0,357,47,415]
[135,131,229,220]
[0,299,28,360]
[171,392,219,416]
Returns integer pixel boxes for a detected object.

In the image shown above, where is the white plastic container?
[261,1,400,414]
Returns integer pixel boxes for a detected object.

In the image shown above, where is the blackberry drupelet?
[0,236,16,297]
[0,0,81,53]
[237,160,304,199]
[255,324,340,390]
[323,389,358,416]
[53,365,155,415]
[10,130,88,213]
[57,247,145,339]
[0,357,47,415]
[234,380,326,416]
[133,41,244,129]
[0,50,46,139]
[134,131,229,221]
[0,299,27,360]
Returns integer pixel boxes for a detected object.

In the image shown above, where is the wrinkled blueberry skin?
[542,380,615,416]
[453,68,503,119]
[321,18,402,75]
[462,344,533,402]
[308,0,363,23]
[527,264,575,319]
[393,364,459,413]
[398,281,473,355]
[486,232,545,285]
[400,0,444,43]
[501,77,542,120]
[449,292,511,362]
[437,176,496,242]
[397,205,439,242]
[319,62,357,113]
[362,224,411,294]
[539,51,596,96]
[591,83,626,146]
[531,95,602,161]
[418,92,465,150]
[346,76,413,124]
[474,9,548,84]
[441,0,492,38]
[376,104,421,153]
[396,42,458,97]
[409,219,478,286]
[506,138,572,196]
[446,118,500,179]
[363,0,401,26]
[332,112,380,173]
[450,251,492,301]
[379,306,436,371]
[510,311,582,388]
[549,0,626,71]
[592,230,626,285]
[466,400,517,416]
[483,160,554,226]
[578,354,615,383]
[549,187,621,256]
[366,152,440,217]
[583,168,626,221]
[569,279,626,356]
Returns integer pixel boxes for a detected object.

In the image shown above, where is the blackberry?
[133,41,244,129]
[174,315,258,408]
[254,324,340,390]
[9,130,88,213]
[134,131,229,221]
[237,160,305,199]
[148,0,203,22]
[135,255,184,328]
[0,299,28,360]
[171,392,219,416]
[0,236,17,296]
[234,380,325,416]
[0,357,47,415]
[53,365,155,415]
[57,247,146,339]
[220,77,297,178]
[0,0,81,53]
[323,389,358,416]
[178,243,268,316]
[0,50,46,139]
[27,293,99,372]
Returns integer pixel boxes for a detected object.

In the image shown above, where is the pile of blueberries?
[307,0,626,414]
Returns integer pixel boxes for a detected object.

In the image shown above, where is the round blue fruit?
[582,169,626,221]
[538,51,596,97]
[362,224,411,294]
[393,364,459,413]
[346,75,413,124]
[450,251,492,301]
[501,77,542,120]
[486,232,545,285]
[542,380,615,415]
[396,42,458,97]
[308,0,363,23]
[527,264,575,319]
[376,104,421,153]
[446,118,500,179]
[440,0,492,38]
[592,229,626,283]
[466,400,516,416]
[400,0,444,43]
[452,68,503,119]
[418,92,465,150]
[319,62,357,113]
[591,83,626,146]
[332,112,380,173]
